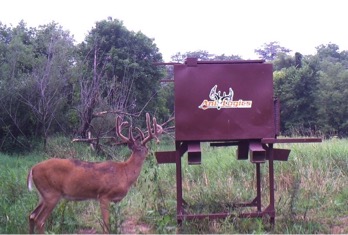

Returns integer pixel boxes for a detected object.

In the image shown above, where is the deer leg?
[29,215,35,234]
[31,196,60,234]
[99,198,111,234]
[29,201,45,234]
[35,204,49,234]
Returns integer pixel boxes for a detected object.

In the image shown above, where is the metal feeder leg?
[256,163,262,212]
[176,147,183,225]
[266,144,276,225]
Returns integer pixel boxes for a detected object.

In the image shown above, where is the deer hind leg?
[29,201,45,234]
[29,196,60,234]
[99,198,111,234]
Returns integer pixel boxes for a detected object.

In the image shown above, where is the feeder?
[155,58,321,225]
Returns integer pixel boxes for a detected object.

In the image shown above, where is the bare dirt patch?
[121,216,153,234]
[330,216,348,234]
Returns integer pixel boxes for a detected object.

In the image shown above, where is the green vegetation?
[0,137,347,233]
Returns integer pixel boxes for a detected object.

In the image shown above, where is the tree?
[273,53,295,71]
[255,41,291,61]
[0,21,37,152]
[0,19,168,153]
[316,43,341,63]
[75,18,164,144]
[316,63,348,135]
[16,22,76,149]
[0,21,76,151]
[170,50,241,63]
[314,43,348,136]
[273,56,320,135]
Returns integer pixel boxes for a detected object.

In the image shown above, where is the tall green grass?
[0,153,43,233]
[0,137,347,233]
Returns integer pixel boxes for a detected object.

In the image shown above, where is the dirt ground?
[77,217,152,234]
[330,216,348,234]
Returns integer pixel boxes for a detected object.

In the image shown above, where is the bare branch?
[71,136,117,143]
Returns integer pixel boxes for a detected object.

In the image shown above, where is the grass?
[0,153,44,234]
[0,137,347,233]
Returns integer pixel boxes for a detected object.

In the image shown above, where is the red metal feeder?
[155,58,321,225]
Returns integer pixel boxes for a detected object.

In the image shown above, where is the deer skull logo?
[198,84,252,110]
[209,85,234,110]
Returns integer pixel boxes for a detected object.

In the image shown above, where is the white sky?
[1,0,347,61]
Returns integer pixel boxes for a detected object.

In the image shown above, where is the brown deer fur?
[27,113,162,234]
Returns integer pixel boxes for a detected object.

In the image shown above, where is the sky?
[1,0,347,61]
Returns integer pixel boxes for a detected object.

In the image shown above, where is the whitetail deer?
[27,113,162,234]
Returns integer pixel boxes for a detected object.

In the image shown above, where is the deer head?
[27,113,162,234]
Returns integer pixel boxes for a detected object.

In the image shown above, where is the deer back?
[30,158,134,201]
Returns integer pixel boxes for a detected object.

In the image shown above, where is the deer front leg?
[99,198,111,234]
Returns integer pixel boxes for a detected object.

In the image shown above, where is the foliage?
[156,82,174,123]
[0,21,76,151]
[274,43,348,136]
[170,50,242,62]
[274,59,320,135]
[75,18,164,138]
[0,19,165,152]
[255,41,291,61]
[315,46,348,136]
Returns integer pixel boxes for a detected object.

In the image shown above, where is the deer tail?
[27,169,34,191]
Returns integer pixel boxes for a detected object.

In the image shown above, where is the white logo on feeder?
[198,85,252,110]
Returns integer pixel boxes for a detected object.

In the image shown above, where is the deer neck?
[123,152,146,185]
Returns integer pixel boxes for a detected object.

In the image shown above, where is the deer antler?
[141,113,163,145]
[116,113,162,145]
[116,116,134,143]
